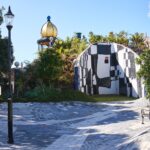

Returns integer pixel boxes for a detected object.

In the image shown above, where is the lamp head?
[4,6,14,27]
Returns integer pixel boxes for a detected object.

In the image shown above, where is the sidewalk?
[0,99,149,150]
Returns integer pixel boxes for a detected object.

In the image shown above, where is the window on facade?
[105,57,109,63]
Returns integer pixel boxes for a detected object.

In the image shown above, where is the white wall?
[87,55,91,71]
[75,43,145,98]
[91,45,97,54]
[111,43,117,53]
[97,55,110,78]
[130,79,138,97]
[99,81,119,94]
[117,49,126,78]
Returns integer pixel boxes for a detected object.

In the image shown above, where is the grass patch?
[11,88,136,103]
[90,94,136,102]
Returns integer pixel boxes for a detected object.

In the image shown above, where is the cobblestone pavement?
[0,100,148,150]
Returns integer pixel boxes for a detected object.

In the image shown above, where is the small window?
[105,57,109,63]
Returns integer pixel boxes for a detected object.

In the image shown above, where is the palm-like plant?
[130,32,146,53]
[116,31,129,46]
[56,36,88,87]
[88,32,104,44]
[107,32,117,43]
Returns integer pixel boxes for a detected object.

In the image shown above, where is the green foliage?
[88,31,148,53]
[89,32,104,44]
[15,86,135,102]
[25,31,148,89]
[14,69,27,97]
[107,32,117,43]
[36,47,63,84]
[0,38,11,98]
[130,32,146,53]
[16,31,149,100]
[22,85,89,102]
[0,38,15,76]
[0,38,9,74]
[24,85,60,100]
[116,31,129,46]
[53,36,88,86]
[136,49,150,98]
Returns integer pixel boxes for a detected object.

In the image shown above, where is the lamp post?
[4,6,14,144]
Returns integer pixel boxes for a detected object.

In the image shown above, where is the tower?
[37,16,57,50]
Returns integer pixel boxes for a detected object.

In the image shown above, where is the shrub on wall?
[136,49,150,98]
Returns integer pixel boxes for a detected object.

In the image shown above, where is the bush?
[13,86,135,103]
[24,85,60,101]
[21,85,89,102]
[136,49,150,98]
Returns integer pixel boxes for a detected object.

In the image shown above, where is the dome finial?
[47,16,51,22]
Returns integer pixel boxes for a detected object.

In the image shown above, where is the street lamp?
[4,6,14,144]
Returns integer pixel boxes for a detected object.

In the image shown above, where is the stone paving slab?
[0,100,149,150]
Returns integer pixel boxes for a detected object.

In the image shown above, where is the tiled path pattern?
[0,100,149,150]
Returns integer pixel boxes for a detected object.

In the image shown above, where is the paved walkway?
[0,100,149,150]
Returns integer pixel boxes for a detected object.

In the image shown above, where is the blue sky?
[0,0,150,63]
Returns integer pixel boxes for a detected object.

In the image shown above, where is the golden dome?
[41,16,57,38]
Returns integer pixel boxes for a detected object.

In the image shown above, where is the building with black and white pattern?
[74,43,145,98]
